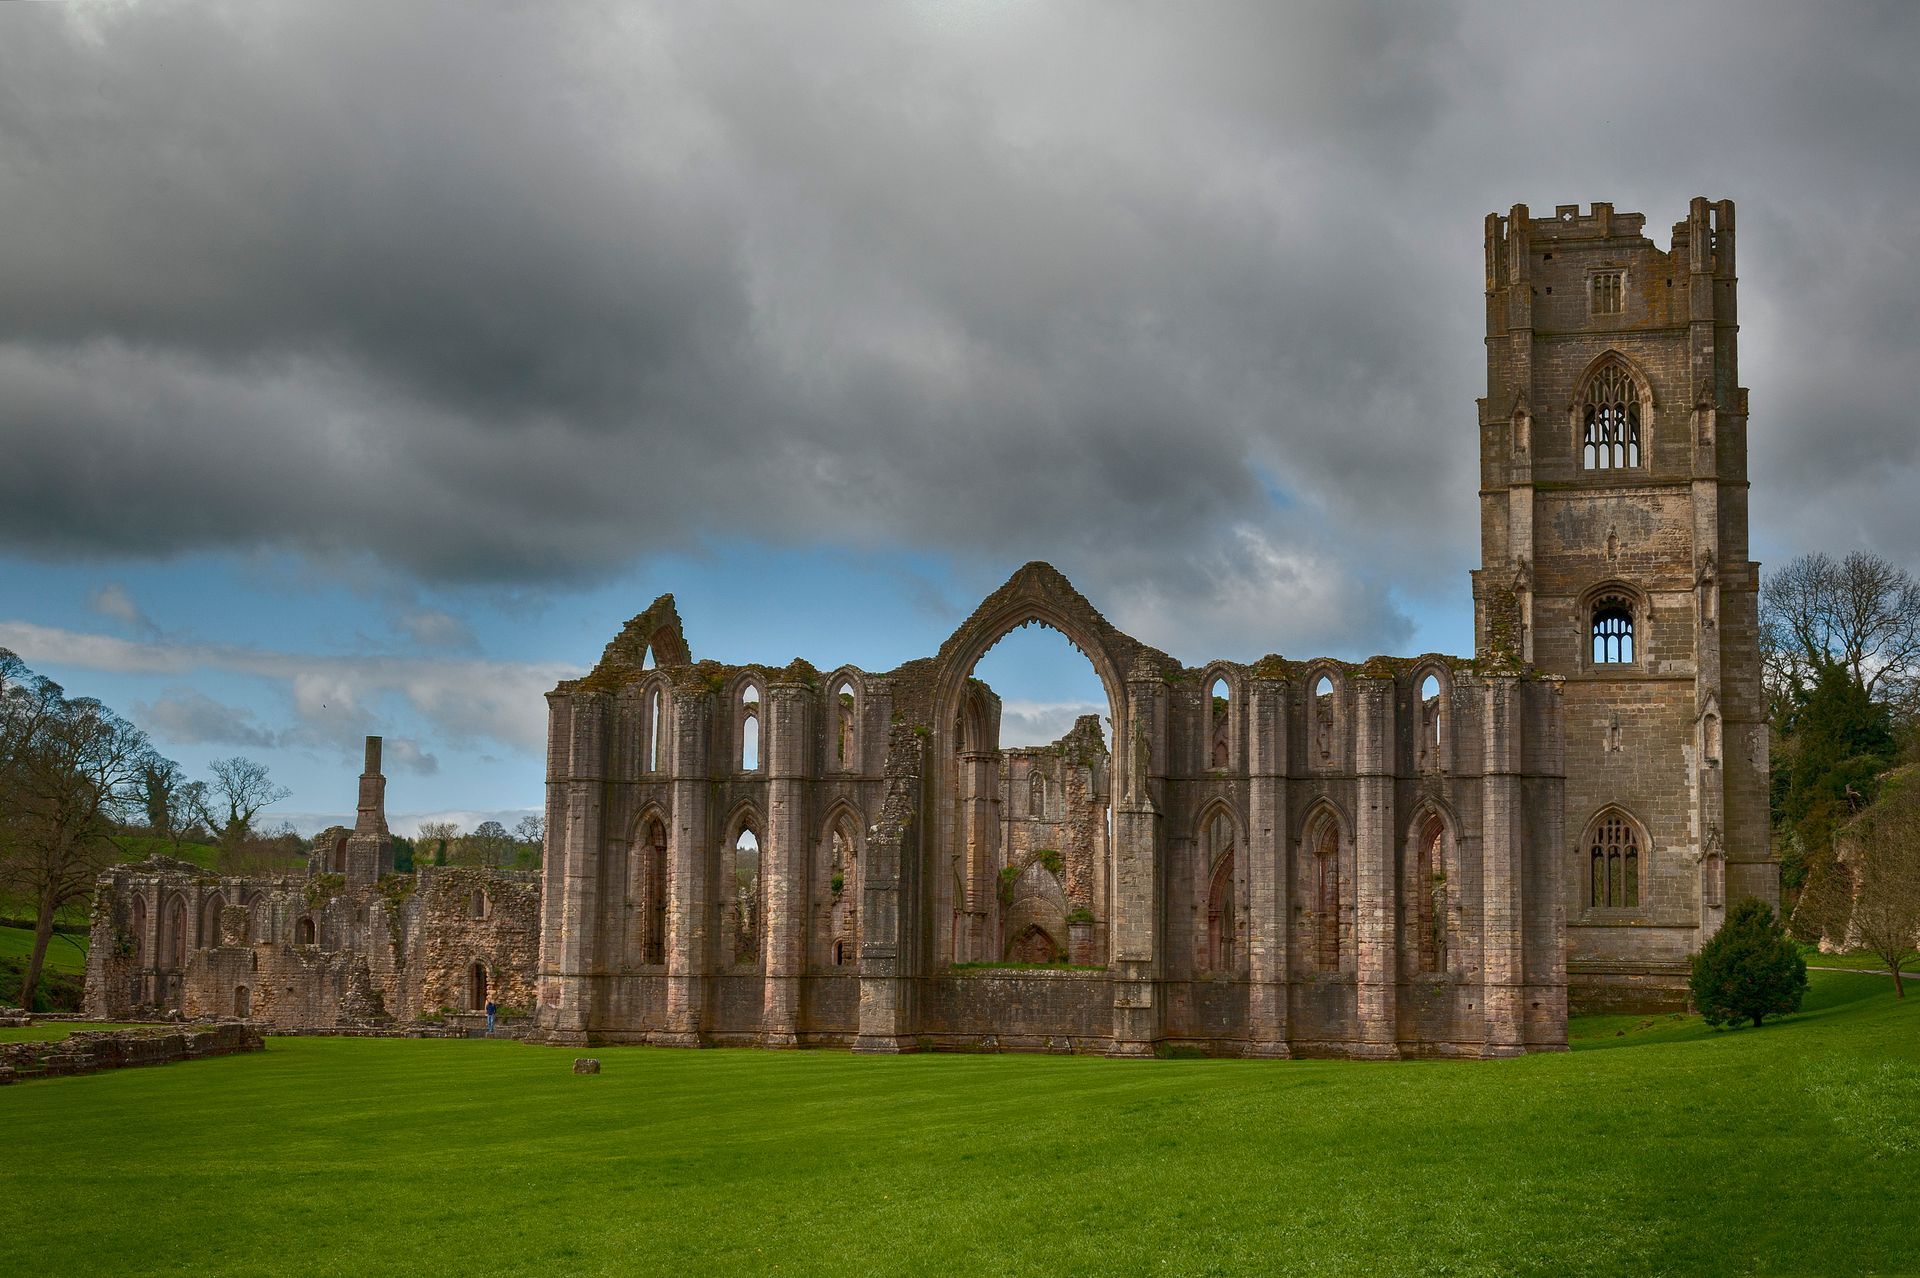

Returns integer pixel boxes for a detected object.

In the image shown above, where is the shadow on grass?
[1570,970,1896,1052]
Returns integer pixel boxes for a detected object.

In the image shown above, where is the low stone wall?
[0,1021,264,1084]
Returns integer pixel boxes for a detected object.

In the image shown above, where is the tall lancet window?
[1582,363,1642,470]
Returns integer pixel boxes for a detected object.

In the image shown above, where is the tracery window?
[1590,270,1624,316]
[1582,363,1641,469]
[1588,810,1641,908]
[1592,596,1636,664]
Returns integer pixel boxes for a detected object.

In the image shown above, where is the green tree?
[1690,898,1808,1028]
[1773,663,1898,896]
[0,650,165,1011]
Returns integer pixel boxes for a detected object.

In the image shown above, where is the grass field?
[0,923,89,975]
[4,971,1915,1276]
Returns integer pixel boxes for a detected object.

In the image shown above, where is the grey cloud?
[1,2,1917,657]
[132,687,281,749]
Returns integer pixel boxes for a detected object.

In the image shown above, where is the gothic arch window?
[646,685,665,774]
[1407,810,1450,975]
[128,896,147,965]
[1029,770,1047,819]
[201,893,226,947]
[1591,595,1636,665]
[832,678,858,771]
[296,916,316,946]
[1586,808,1644,909]
[638,816,668,965]
[1303,808,1344,972]
[1416,670,1445,771]
[1207,674,1231,770]
[163,896,188,971]
[824,811,860,967]
[1201,810,1237,974]
[739,682,762,772]
[1311,673,1338,768]
[725,817,763,966]
[1580,360,1643,470]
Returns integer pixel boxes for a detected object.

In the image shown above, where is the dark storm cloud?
[2,2,1917,657]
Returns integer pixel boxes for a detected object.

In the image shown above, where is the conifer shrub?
[1690,898,1808,1028]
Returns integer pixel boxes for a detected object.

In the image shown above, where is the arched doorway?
[468,963,488,1011]
[234,986,251,1017]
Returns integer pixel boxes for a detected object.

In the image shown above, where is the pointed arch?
[728,674,766,773]
[721,802,765,967]
[1410,662,1450,773]
[128,894,147,966]
[200,891,227,948]
[825,669,864,773]
[1202,664,1239,772]
[1298,799,1350,973]
[161,892,190,972]
[626,802,670,966]
[818,800,864,968]
[1197,800,1241,976]
[1583,805,1647,910]
[638,675,670,775]
[1305,665,1345,771]
[1403,802,1457,975]
[1571,351,1654,471]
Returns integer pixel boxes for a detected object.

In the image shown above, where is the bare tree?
[460,819,512,868]
[1842,780,1920,997]
[513,813,545,868]
[1762,551,1920,712]
[135,756,189,846]
[0,656,161,1011]
[189,756,292,856]
[417,820,459,866]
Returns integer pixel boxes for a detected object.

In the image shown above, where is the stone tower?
[1473,198,1774,1010]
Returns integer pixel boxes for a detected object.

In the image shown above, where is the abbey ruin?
[84,738,541,1031]
[84,198,1772,1057]
[528,197,1769,1056]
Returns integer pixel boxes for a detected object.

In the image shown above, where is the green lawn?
[4,971,1916,1276]
[0,923,88,975]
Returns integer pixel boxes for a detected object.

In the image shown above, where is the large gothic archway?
[926,563,1163,966]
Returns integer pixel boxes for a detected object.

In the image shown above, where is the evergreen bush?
[1690,898,1808,1028]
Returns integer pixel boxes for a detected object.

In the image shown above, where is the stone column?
[545,691,609,1044]
[761,683,810,1047]
[1245,676,1290,1056]
[1109,668,1164,1057]
[1353,677,1398,1058]
[662,685,711,1046]
[1481,677,1526,1056]
[856,728,921,1053]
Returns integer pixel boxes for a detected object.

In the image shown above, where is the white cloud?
[997,699,1107,750]
[0,619,576,756]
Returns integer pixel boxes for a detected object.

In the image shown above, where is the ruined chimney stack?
[354,735,388,837]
